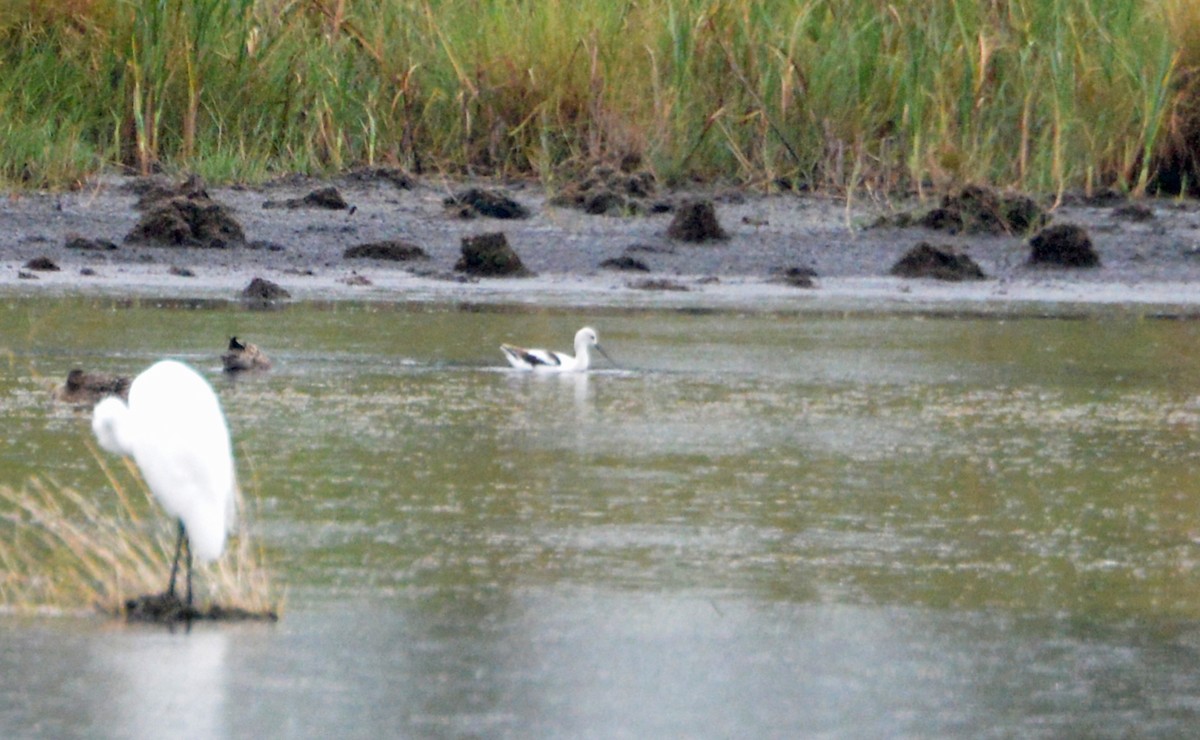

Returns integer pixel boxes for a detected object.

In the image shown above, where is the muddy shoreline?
[3,173,1200,314]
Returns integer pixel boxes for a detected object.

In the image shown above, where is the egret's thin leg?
[185,536,194,608]
[166,520,185,598]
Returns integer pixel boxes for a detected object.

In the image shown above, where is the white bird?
[500,326,614,372]
[92,360,237,607]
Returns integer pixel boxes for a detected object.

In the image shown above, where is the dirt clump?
[444,188,530,219]
[344,240,429,261]
[240,277,291,301]
[917,185,1047,235]
[455,232,533,277]
[126,176,246,248]
[629,277,689,291]
[549,162,659,215]
[222,337,271,372]
[1028,224,1100,267]
[24,256,60,271]
[770,266,819,288]
[891,243,987,281]
[599,255,650,272]
[667,200,728,242]
[65,234,118,251]
[1110,203,1155,222]
[341,166,415,190]
[263,186,349,210]
[53,369,131,404]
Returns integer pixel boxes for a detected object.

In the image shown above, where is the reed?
[0,443,277,617]
[0,0,1193,194]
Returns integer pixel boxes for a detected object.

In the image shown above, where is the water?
[3,296,1200,737]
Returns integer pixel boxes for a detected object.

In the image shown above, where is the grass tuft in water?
[0,445,278,619]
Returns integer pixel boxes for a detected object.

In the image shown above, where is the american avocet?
[500,326,613,372]
[54,369,131,404]
[222,336,272,372]
[92,360,237,610]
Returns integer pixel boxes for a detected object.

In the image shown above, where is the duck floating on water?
[221,336,271,373]
[500,326,613,372]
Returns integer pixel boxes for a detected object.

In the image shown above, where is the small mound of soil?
[549,162,658,215]
[54,369,131,404]
[222,336,272,372]
[65,234,118,251]
[241,277,291,301]
[898,185,1048,235]
[770,266,819,288]
[126,181,246,249]
[1111,203,1155,222]
[667,200,728,242]
[890,243,987,281]
[344,240,429,261]
[455,232,533,277]
[444,188,530,219]
[1028,224,1100,268]
[24,256,60,271]
[131,173,210,211]
[339,274,373,286]
[342,166,415,190]
[125,592,278,625]
[629,277,689,291]
[263,187,349,210]
[599,255,650,272]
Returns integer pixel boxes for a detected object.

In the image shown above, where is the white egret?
[500,326,614,372]
[92,360,237,607]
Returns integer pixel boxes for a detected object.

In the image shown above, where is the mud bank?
[3,173,1200,314]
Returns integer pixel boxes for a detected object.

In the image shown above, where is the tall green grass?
[0,0,1191,194]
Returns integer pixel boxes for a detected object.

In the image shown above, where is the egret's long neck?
[574,339,591,370]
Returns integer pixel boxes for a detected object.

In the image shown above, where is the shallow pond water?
[3,296,1200,737]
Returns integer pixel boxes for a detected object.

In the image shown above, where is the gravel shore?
[4,173,1200,313]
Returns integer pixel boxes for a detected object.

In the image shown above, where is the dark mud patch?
[241,277,291,301]
[1111,203,1156,222]
[455,232,533,277]
[599,255,650,272]
[630,277,689,291]
[344,240,429,261]
[23,256,59,271]
[880,185,1048,235]
[341,166,415,190]
[668,200,728,242]
[769,266,819,288]
[263,186,350,210]
[126,185,246,249]
[891,243,987,281]
[548,162,659,215]
[125,592,278,625]
[1029,224,1100,268]
[65,234,118,251]
[445,188,530,219]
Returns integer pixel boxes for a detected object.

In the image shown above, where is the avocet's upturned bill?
[500,326,614,372]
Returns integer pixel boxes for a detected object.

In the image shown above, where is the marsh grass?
[0,0,1195,194]
[0,443,277,618]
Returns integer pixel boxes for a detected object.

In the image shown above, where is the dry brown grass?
[0,443,277,618]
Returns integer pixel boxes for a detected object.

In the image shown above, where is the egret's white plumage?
[500,326,613,372]
[93,360,237,602]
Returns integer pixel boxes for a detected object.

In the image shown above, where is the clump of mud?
[126,175,246,248]
[629,277,689,291]
[667,200,728,242]
[770,266,819,288]
[599,255,650,272]
[263,187,349,210]
[1028,224,1100,267]
[891,242,987,281]
[444,188,530,219]
[241,277,291,301]
[125,592,278,625]
[65,234,118,251]
[881,185,1048,235]
[549,160,659,215]
[455,232,533,276]
[341,166,415,190]
[344,241,429,261]
[24,256,60,271]
[222,337,271,373]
